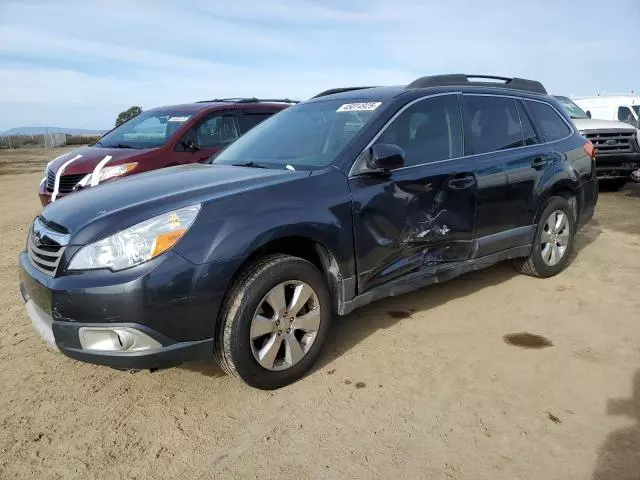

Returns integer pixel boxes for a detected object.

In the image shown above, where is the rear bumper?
[578,178,598,229]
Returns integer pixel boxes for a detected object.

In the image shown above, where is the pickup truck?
[554,95,640,190]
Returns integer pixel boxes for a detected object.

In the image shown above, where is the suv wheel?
[514,196,576,278]
[598,178,627,192]
[214,254,332,389]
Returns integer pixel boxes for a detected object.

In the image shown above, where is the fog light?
[78,327,162,352]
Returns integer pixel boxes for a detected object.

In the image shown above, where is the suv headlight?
[68,204,201,271]
[97,162,138,183]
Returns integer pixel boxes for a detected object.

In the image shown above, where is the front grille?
[583,131,637,156]
[45,170,86,194]
[27,218,69,277]
[45,168,55,192]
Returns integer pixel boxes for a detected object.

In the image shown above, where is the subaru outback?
[38,98,294,206]
[19,74,598,389]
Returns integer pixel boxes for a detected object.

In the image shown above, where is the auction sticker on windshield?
[336,102,381,112]
[168,116,190,122]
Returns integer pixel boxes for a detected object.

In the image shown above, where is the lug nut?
[277,330,282,335]
[286,328,291,334]
[276,320,280,326]
[290,317,294,322]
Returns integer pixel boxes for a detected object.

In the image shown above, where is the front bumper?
[18,249,242,369]
[594,153,640,179]
[38,181,55,207]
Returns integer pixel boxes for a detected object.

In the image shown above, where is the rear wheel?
[598,178,627,191]
[214,254,332,389]
[514,196,575,278]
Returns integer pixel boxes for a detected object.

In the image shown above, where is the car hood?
[46,145,157,175]
[572,118,636,132]
[40,163,307,244]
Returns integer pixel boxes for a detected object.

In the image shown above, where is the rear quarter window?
[525,101,571,142]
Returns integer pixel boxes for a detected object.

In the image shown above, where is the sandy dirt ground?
[1,147,639,480]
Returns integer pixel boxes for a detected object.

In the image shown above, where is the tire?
[214,254,332,390]
[598,178,627,192]
[514,196,576,278]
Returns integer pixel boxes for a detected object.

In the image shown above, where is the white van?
[572,95,640,128]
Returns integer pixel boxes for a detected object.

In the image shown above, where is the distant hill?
[1,126,107,136]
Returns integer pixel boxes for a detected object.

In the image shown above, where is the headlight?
[97,162,138,183]
[68,204,201,271]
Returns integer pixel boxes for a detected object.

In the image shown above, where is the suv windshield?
[214,100,381,169]
[97,110,192,149]
[553,96,589,119]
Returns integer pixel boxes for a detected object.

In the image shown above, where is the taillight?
[584,140,595,160]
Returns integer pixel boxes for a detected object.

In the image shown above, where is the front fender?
[173,168,355,277]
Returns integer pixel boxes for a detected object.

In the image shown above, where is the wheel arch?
[535,180,580,225]
[227,235,351,315]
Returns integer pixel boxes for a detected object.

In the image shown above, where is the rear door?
[462,94,549,255]
[349,94,477,292]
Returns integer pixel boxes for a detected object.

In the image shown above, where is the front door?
[175,111,240,164]
[349,94,478,293]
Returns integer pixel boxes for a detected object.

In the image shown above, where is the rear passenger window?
[464,96,524,154]
[516,101,539,146]
[237,113,272,134]
[525,101,571,142]
[375,94,463,167]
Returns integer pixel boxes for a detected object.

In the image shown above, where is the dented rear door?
[348,93,477,293]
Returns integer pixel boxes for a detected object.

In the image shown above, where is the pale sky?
[0,0,638,131]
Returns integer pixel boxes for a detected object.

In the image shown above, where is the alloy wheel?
[250,281,321,371]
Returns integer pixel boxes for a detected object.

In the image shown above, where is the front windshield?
[97,110,192,149]
[214,100,382,169]
[554,96,589,119]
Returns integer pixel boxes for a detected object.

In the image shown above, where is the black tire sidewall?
[529,196,576,278]
[227,257,332,389]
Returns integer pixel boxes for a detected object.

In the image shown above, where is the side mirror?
[367,143,405,172]
[181,139,200,153]
[586,110,592,119]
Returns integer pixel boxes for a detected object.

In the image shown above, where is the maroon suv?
[39,98,293,206]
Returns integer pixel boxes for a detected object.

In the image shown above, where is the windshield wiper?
[229,161,267,169]
[113,143,136,149]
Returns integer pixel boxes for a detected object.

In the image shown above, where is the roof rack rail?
[196,97,299,104]
[311,87,377,99]
[406,74,547,95]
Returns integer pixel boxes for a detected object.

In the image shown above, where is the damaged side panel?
[349,157,478,293]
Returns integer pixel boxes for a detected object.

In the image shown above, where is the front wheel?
[514,196,576,278]
[214,254,332,389]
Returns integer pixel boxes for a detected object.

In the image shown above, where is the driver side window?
[195,114,239,149]
[375,95,463,167]
[618,106,637,126]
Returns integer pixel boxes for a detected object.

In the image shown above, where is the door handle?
[531,156,550,170]
[448,174,475,190]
